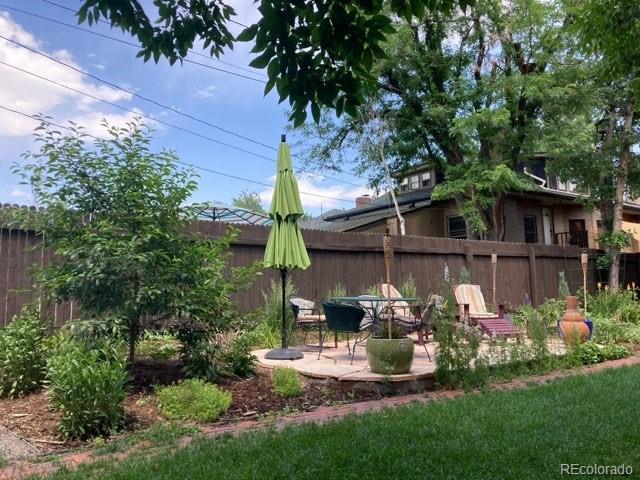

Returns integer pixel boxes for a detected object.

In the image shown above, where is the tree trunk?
[609,100,635,290]
[493,195,506,242]
[128,317,138,365]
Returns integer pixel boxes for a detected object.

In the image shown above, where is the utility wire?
[0,3,266,83]
[41,0,250,30]
[0,58,365,188]
[0,104,356,205]
[0,33,369,185]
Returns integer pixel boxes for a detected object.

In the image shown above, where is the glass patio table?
[326,296,422,327]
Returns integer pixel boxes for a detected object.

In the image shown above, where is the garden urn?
[559,296,590,343]
[366,337,414,375]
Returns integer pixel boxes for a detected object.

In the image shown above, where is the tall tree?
[77,0,473,125]
[11,119,258,362]
[297,0,575,240]
[546,0,640,289]
[232,190,267,215]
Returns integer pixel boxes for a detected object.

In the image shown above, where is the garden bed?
[0,359,384,458]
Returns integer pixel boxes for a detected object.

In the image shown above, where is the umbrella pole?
[264,268,303,360]
[281,268,287,349]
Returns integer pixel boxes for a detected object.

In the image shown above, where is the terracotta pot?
[559,296,590,343]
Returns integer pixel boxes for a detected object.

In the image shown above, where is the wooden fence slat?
[0,220,635,323]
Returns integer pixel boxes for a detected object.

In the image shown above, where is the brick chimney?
[355,194,371,208]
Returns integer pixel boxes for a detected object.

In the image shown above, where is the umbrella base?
[265,348,304,360]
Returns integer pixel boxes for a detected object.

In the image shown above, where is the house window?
[557,179,566,191]
[421,172,431,187]
[410,175,420,190]
[523,215,538,244]
[448,216,467,239]
[400,177,409,192]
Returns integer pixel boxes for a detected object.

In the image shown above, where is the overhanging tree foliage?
[544,0,640,289]
[76,0,474,125]
[11,119,258,362]
[297,0,576,239]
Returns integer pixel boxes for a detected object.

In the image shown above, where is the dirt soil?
[0,358,384,457]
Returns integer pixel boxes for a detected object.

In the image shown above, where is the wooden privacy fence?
[1,219,624,327]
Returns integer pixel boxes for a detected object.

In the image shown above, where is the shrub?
[434,281,487,389]
[0,305,49,398]
[572,342,603,365]
[600,344,631,361]
[47,338,128,438]
[592,317,640,344]
[272,367,303,397]
[224,335,257,378]
[156,379,232,423]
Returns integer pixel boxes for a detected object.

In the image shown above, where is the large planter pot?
[366,337,414,375]
[559,296,590,343]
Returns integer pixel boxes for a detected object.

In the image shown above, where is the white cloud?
[259,173,373,210]
[192,85,217,99]
[0,13,134,138]
[9,187,32,202]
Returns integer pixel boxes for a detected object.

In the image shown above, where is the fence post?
[528,247,539,306]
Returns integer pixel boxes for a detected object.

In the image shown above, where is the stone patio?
[255,335,566,383]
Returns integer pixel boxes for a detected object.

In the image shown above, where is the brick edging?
[2,356,639,480]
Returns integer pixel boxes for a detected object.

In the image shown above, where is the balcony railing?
[555,231,589,248]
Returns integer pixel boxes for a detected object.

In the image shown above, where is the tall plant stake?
[581,252,589,315]
[383,234,393,339]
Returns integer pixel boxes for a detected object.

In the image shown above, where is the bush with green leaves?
[0,305,49,398]
[434,281,487,389]
[572,342,603,365]
[224,334,257,378]
[588,289,639,323]
[47,338,128,438]
[272,367,303,397]
[600,344,631,361]
[156,379,232,423]
[10,119,259,363]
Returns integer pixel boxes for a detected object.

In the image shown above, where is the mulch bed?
[0,357,384,457]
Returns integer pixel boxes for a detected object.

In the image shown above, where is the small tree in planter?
[365,234,415,375]
[11,118,258,363]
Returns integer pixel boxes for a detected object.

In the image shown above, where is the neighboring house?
[301,163,640,253]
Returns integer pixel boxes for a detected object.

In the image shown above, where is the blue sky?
[0,0,371,214]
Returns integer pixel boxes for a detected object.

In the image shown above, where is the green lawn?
[49,366,640,479]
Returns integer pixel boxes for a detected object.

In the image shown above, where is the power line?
[0,3,267,83]
[0,58,365,188]
[0,104,356,205]
[40,0,262,77]
[41,0,250,30]
[0,33,370,185]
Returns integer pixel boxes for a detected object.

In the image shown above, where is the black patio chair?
[289,296,326,348]
[320,302,371,364]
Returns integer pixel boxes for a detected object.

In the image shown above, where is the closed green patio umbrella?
[264,134,310,360]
